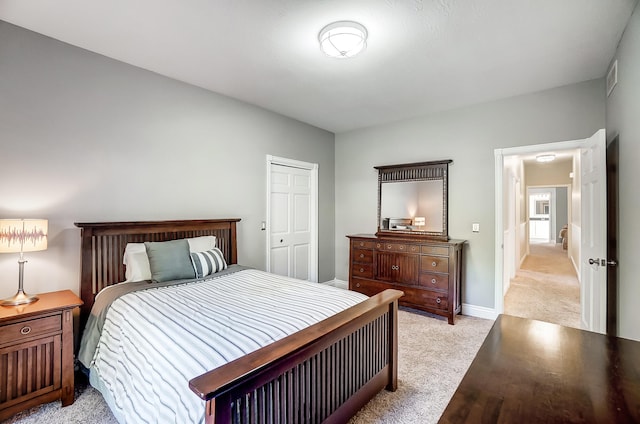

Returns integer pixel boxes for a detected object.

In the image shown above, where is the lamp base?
[1,289,39,306]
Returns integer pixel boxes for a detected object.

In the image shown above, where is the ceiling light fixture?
[318,21,367,59]
[536,154,556,163]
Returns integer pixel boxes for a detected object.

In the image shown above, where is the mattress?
[80,267,368,423]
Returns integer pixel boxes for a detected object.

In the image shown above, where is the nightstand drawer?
[0,314,61,345]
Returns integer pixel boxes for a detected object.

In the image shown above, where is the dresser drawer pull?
[377,243,382,248]
[436,298,442,304]
[387,244,392,249]
[359,268,364,273]
[359,253,364,258]
[359,242,364,247]
[20,326,32,335]
[356,283,361,288]
[432,261,437,267]
[431,278,437,284]
[399,245,404,250]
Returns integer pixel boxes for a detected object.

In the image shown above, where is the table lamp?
[0,219,47,306]
[414,216,426,228]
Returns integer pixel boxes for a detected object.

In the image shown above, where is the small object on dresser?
[0,290,83,421]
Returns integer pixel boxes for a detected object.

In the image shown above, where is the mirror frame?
[375,160,452,240]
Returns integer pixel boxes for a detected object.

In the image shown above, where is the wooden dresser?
[0,290,83,421]
[348,234,464,324]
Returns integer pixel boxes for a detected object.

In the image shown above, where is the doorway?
[494,129,608,333]
[265,155,318,282]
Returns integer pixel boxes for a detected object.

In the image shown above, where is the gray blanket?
[78,264,249,368]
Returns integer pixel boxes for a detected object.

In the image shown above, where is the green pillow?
[144,239,195,282]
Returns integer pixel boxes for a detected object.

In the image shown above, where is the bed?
[75,219,403,423]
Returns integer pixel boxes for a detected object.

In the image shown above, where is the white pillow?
[123,243,152,282]
[186,235,217,252]
[122,236,217,282]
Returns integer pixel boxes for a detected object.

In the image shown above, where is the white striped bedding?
[87,268,368,424]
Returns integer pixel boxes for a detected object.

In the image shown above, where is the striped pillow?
[190,248,228,278]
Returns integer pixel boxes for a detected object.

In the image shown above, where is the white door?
[580,129,607,333]
[267,157,318,282]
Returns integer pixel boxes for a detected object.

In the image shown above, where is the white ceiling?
[0,0,637,133]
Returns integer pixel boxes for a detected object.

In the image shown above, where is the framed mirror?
[375,160,452,240]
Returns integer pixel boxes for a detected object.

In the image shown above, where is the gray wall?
[335,79,605,309]
[0,21,336,299]
[605,2,640,341]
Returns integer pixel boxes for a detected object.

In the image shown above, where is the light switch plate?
[472,223,480,232]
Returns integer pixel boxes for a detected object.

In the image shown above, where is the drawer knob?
[356,283,361,288]
[436,298,442,304]
[432,261,437,267]
[431,278,436,284]
[359,242,364,246]
[387,244,392,249]
[377,243,381,248]
[359,253,364,258]
[20,326,32,335]
[360,268,364,273]
[399,245,404,250]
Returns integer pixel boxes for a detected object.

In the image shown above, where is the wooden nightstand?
[0,290,83,421]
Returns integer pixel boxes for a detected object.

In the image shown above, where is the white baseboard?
[461,303,498,320]
[570,257,580,282]
[321,278,348,290]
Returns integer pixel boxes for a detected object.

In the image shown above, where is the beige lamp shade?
[0,219,48,253]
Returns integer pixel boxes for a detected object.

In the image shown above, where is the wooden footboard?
[190,288,402,424]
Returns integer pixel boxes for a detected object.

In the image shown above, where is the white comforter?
[88,269,367,423]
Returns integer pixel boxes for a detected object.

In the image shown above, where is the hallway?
[504,242,581,329]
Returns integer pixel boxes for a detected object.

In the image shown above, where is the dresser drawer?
[419,273,449,291]
[402,287,449,311]
[420,255,449,273]
[0,314,61,345]
[351,263,373,279]
[352,240,375,249]
[375,242,412,252]
[350,278,389,296]
[421,245,449,256]
[352,248,373,263]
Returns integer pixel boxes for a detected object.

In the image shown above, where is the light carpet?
[504,242,581,329]
[8,310,493,424]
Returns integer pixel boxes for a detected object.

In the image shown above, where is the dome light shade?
[319,21,367,59]
[536,154,556,163]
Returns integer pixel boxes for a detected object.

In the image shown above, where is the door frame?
[494,137,586,315]
[265,155,319,282]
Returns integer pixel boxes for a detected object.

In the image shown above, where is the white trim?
[494,137,588,315]
[461,303,498,320]
[321,278,348,289]
[266,155,319,283]
[494,150,504,314]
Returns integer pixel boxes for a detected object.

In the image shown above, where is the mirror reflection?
[380,180,444,233]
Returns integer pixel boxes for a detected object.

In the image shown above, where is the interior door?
[269,164,312,280]
[580,129,607,333]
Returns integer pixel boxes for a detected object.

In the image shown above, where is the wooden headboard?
[74,219,240,325]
